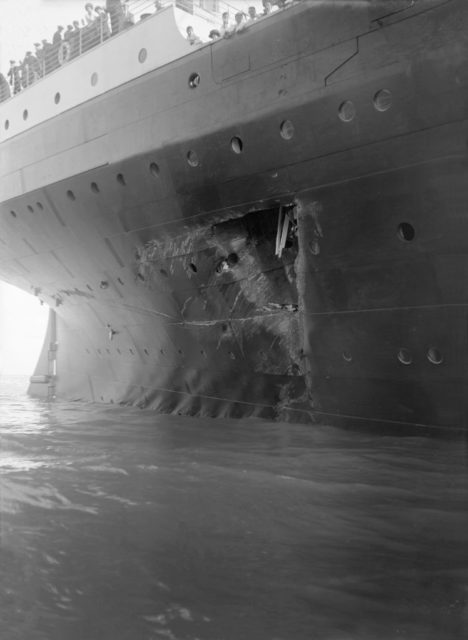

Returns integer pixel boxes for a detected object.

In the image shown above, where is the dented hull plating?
[1,0,467,433]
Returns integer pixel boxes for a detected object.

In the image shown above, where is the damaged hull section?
[1,0,467,433]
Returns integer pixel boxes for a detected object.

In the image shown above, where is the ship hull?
[2,0,468,433]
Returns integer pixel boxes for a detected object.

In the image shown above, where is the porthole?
[4,120,9,130]
[149,162,160,177]
[54,92,61,104]
[144,349,149,355]
[187,150,199,167]
[231,136,243,154]
[138,48,147,63]
[397,348,413,365]
[280,119,295,140]
[36,202,44,210]
[338,100,355,123]
[90,182,100,194]
[189,262,197,273]
[374,89,392,112]
[117,173,126,186]
[178,349,183,355]
[99,280,109,289]
[427,347,443,365]
[27,205,34,213]
[10,210,16,218]
[398,222,415,242]
[66,189,75,201]
[342,350,353,363]
[188,72,200,88]
[160,268,168,277]
[91,72,98,86]
[23,109,28,121]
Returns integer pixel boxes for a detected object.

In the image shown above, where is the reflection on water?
[1,375,468,640]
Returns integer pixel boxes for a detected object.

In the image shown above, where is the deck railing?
[2,0,293,102]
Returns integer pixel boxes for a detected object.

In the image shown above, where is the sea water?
[0,375,467,640]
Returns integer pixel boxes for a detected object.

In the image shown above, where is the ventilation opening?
[427,347,443,365]
[149,162,160,177]
[398,222,415,242]
[280,119,295,140]
[397,348,413,365]
[231,136,243,154]
[188,72,200,88]
[187,150,199,167]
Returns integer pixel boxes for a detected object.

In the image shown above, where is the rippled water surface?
[1,375,467,640]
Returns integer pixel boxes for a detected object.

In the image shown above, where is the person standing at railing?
[122,0,135,30]
[84,3,96,25]
[233,11,247,33]
[106,0,123,35]
[64,25,74,45]
[22,51,38,86]
[7,60,21,95]
[246,6,258,23]
[219,11,232,37]
[42,39,54,75]
[186,26,202,45]
[95,6,111,40]
[51,26,64,71]
[34,43,44,78]
[71,21,82,58]
[0,72,11,102]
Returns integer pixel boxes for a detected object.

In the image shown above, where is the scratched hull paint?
[1,377,468,639]
[1,1,467,432]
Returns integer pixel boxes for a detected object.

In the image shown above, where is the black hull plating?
[1,0,467,433]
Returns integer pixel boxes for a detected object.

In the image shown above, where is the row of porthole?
[4,73,100,130]
[87,347,239,360]
[2,61,390,132]
[338,89,392,123]
[2,60,193,131]
[87,347,183,357]
[342,347,444,365]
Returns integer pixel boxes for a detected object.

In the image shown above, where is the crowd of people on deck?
[186,1,294,46]
[2,1,153,97]
[0,0,298,102]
